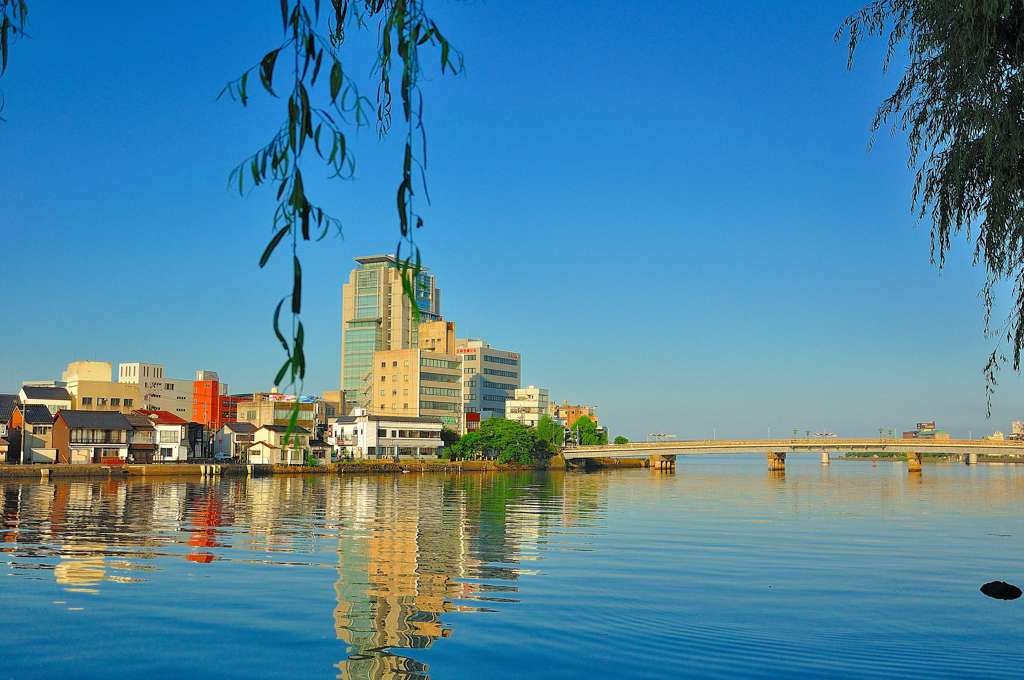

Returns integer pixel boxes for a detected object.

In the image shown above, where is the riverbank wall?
[0,458,559,480]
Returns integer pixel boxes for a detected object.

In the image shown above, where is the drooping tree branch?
[0,0,28,120]
[838,0,1024,413]
[221,0,460,433]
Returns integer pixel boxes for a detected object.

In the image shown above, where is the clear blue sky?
[2,1,1021,439]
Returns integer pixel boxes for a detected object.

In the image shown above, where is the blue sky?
[2,1,1021,439]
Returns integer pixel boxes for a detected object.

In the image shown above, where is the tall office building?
[117,362,194,422]
[340,255,441,412]
[456,339,521,421]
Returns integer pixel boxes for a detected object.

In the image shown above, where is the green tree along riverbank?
[446,418,555,465]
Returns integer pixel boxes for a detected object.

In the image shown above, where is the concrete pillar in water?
[767,451,786,471]
[820,452,830,465]
[906,451,922,473]
[967,452,979,465]
[40,468,50,480]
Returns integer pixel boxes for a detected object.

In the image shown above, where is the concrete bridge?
[563,438,1024,472]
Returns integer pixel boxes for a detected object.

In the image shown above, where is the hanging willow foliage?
[838,1,1024,411]
[0,0,28,119]
[220,0,461,434]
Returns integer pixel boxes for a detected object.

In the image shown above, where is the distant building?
[214,421,257,460]
[328,410,443,459]
[52,410,131,464]
[902,420,950,440]
[456,338,521,421]
[235,390,316,432]
[135,409,189,462]
[192,370,237,430]
[19,384,71,415]
[247,424,310,465]
[370,321,463,431]
[549,401,599,429]
[340,254,442,413]
[62,361,139,414]
[118,362,194,422]
[125,412,158,463]
[9,403,57,463]
[0,394,18,439]
[505,386,550,428]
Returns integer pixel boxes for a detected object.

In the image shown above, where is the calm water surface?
[4,457,1024,678]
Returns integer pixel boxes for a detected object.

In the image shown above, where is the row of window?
[421,358,460,370]
[376,429,441,439]
[421,400,460,412]
[485,355,518,366]
[421,371,460,383]
[482,380,515,392]
[70,429,127,444]
[482,395,509,403]
[421,386,459,397]
[483,368,517,378]
[80,397,133,407]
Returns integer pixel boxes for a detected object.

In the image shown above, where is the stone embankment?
[0,458,565,480]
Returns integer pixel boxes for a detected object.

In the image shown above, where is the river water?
[3,457,1024,678]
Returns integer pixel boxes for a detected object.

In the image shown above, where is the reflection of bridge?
[563,438,1024,472]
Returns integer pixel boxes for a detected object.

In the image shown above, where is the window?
[111,398,121,407]
[97,397,108,406]
[379,389,385,397]
[484,368,517,378]
[403,403,408,409]
[81,397,93,405]
[159,430,179,444]
[380,361,386,368]
[485,355,519,366]
[392,361,398,367]
[403,360,409,368]
[381,376,386,382]
[124,399,133,407]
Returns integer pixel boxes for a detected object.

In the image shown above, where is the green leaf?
[260,48,281,96]
[279,0,289,30]
[292,255,302,314]
[330,60,342,102]
[272,297,290,352]
[240,72,248,106]
[274,358,290,386]
[259,225,290,268]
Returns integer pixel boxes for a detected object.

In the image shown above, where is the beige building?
[456,338,521,421]
[505,385,550,428]
[246,424,310,465]
[370,321,462,431]
[117,362,194,422]
[549,401,600,428]
[340,255,442,413]
[61,361,140,414]
[236,391,316,432]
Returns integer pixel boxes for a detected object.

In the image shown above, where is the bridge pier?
[906,451,922,473]
[647,454,676,471]
[767,451,786,471]
[820,452,830,465]
[967,452,979,466]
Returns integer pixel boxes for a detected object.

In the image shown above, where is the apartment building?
[340,254,442,413]
[549,401,600,428]
[118,362,194,422]
[328,410,443,459]
[62,361,140,414]
[370,321,462,431]
[235,391,316,432]
[505,386,550,428]
[456,339,521,421]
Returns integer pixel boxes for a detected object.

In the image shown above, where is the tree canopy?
[535,414,563,451]
[613,435,629,445]
[448,418,551,465]
[573,416,607,446]
[839,1,1024,405]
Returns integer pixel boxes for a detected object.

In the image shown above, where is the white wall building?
[138,410,190,462]
[328,409,443,460]
[118,362,194,422]
[505,385,550,428]
[19,384,72,416]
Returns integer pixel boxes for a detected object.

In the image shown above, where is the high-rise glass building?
[340,255,441,412]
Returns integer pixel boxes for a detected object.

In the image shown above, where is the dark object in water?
[980,581,1022,600]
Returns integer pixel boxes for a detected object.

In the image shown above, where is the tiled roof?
[224,422,257,433]
[22,404,54,424]
[0,395,18,422]
[58,411,131,430]
[125,413,156,430]
[258,424,311,434]
[135,409,188,425]
[21,385,71,401]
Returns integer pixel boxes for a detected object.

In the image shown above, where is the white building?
[456,338,521,421]
[328,409,443,460]
[137,409,190,462]
[213,421,257,461]
[246,425,310,465]
[505,385,550,428]
[19,384,72,415]
[118,362,194,422]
